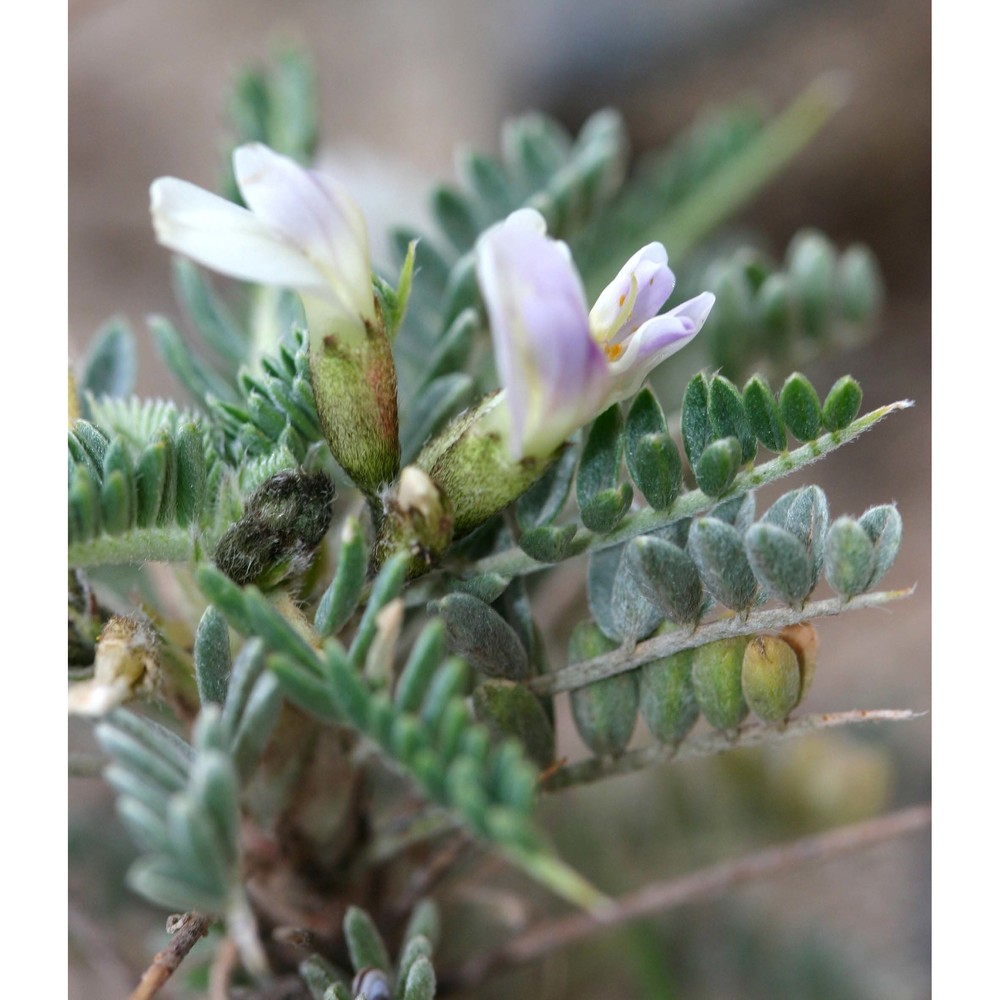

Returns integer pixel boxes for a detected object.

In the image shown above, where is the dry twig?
[209,936,239,1000]
[129,911,213,1000]
[446,803,931,990]
[543,708,925,791]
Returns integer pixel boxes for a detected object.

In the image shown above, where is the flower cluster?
[150,144,712,540]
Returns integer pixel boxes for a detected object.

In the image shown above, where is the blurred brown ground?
[69,0,930,996]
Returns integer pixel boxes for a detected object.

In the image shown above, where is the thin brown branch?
[446,804,931,990]
[129,911,213,1000]
[543,708,925,791]
[393,832,476,919]
[364,809,463,866]
[209,936,239,1000]
[527,587,915,696]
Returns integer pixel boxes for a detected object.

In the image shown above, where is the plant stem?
[446,803,930,990]
[69,526,199,569]
[527,587,914,696]
[128,911,213,1000]
[543,709,924,791]
[459,400,913,586]
[502,845,615,917]
[208,937,239,1000]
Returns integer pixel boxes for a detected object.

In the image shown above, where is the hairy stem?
[543,709,924,791]
[447,803,931,989]
[460,400,913,586]
[69,526,199,569]
[129,911,213,1000]
[527,587,914,696]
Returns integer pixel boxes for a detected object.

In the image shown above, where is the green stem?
[68,527,201,569]
[544,708,924,792]
[465,399,913,585]
[502,845,615,917]
[528,587,913,697]
[656,74,849,265]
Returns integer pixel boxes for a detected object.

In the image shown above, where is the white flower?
[150,143,374,331]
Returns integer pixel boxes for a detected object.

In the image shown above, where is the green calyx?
[309,306,400,497]
[415,393,555,540]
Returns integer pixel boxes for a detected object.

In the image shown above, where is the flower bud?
[214,470,335,587]
[691,636,749,732]
[213,519,290,588]
[243,469,335,545]
[741,635,801,723]
[373,466,455,576]
[352,969,391,1000]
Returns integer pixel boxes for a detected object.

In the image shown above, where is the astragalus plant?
[69,50,926,1000]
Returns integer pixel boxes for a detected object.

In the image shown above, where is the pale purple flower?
[150,143,375,331]
[475,208,715,460]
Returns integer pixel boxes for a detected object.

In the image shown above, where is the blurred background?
[69,0,930,996]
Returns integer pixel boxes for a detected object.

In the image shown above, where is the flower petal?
[150,177,330,294]
[475,211,608,459]
[589,243,675,343]
[607,291,716,400]
[233,143,374,321]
